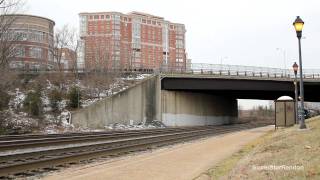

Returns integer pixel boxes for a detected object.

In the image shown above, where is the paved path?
[44,126,273,180]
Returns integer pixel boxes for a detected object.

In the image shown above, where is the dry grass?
[195,130,273,180]
[204,116,320,180]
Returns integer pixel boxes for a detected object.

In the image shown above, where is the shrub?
[23,89,42,116]
[67,86,81,109]
[49,89,63,112]
[0,89,10,111]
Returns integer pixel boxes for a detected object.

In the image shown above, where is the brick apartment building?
[2,14,55,69]
[78,11,187,71]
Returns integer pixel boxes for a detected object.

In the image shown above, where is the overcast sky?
[25,0,320,69]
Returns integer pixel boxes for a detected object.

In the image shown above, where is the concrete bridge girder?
[161,77,320,102]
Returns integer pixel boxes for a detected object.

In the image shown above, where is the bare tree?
[0,0,24,90]
[48,24,82,92]
[84,40,114,98]
[52,25,78,72]
[0,0,24,69]
[69,34,80,80]
[0,0,20,8]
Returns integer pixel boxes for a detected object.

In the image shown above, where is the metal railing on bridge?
[10,63,320,80]
[160,63,320,80]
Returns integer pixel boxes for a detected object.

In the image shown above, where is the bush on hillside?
[0,89,10,111]
[67,86,81,109]
[23,89,42,116]
[49,89,63,112]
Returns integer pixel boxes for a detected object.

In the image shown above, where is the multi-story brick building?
[78,11,187,71]
[2,14,55,69]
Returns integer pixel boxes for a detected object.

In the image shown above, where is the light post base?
[299,122,307,129]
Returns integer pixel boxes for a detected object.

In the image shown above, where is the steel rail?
[0,126,220,151]
[0,124,255,177]
[0,126,214,141]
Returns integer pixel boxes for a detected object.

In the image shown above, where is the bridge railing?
[8,63,320,79]
[160,63,320,79]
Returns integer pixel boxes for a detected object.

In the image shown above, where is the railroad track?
[0,123,259,179]
[0,127,213,151]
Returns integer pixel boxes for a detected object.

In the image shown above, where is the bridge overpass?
[71,63,320,128]
[159,63,320,102]
[161,74,320,102]
[159,64,320,126]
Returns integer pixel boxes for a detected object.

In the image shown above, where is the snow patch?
[8,88,25,109]
[105,121,166,130]
[41,92,51,112]
[1,110,38,134]
[81,98,100,108]
[122,74,151,80]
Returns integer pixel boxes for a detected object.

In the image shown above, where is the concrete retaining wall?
[161,90,238,126]
[71,76,161,129]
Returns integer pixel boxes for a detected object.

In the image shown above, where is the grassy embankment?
[198,116,320,180]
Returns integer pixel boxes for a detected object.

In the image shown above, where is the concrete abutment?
[71,76,238,128]
[161,90,238,126]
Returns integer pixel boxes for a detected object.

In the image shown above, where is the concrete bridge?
[71,63,320,128]
[161,74,320,102]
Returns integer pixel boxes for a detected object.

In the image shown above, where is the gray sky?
[26,0,320,69]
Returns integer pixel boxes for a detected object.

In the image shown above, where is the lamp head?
[293,16,304,38]
[292,62,298,75]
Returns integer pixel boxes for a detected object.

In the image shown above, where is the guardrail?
[9,63,320,79]
[160,63,320,79]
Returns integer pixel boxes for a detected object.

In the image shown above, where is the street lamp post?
[292,62,299,124]
[293,16,307,129]
[276,48,287,76]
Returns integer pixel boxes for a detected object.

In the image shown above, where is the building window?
[112,14,121,21]
[132,18,141,49]
[15,47,25,57]
[49,51,53,61]
[94,15,99,19]
[28,30,45,43]
[79,15,88,36]
[176,58,184,63]
[29,47,42,59]
[176,39,184,48]
[101,15,104,19]
[10,61,24,68]
[9,30,28,41]
[176,26,184,34]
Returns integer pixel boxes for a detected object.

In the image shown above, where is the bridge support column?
[161,90,238,126]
